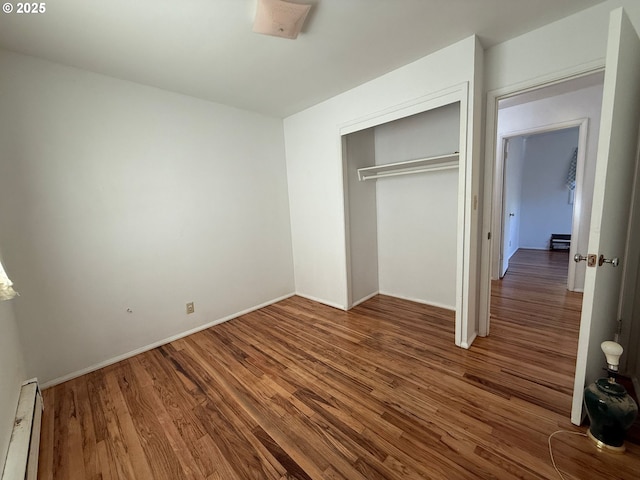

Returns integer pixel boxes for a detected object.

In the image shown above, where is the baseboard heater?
[1,380,43,480]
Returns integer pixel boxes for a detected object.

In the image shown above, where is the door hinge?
[487,232,491,240]
[615,318,623,343]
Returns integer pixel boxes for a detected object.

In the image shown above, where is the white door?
[571,7,640,425]
[500,139,511,278]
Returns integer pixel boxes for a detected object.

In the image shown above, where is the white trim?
[456,84,470,347]
[1,381,42,480]
[496,120,589,148]
[341,136,354,309]
[492,118,589,290]
[21,378,38,387]
[378,291,455,312]
[294,292,347,311]
[487,59,605,105]
[498,138,509,278]
[461,332,477,349]
[40,293,295,389]
[568,120,589,292]
[339,81,470,348]
[350,291,379,308]
[351,289,456,312]
[339,84,468,136]
[479,64,605,337]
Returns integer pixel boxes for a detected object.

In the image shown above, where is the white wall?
[519,128,579,249]
[502,136,526,271]
[374,104,460,309]
[496,84,603,288]
[0,50,294,385]
[344,129,378,305]
[485,1,640,93]
[0,258,26,475]
[284,36,480,310]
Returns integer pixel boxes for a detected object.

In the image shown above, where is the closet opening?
[343,102,461,337]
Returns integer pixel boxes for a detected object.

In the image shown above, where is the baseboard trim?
[40,292,295,389]
[378,291,455,312]
[350,291,379,309]
[2,380,42,480]
[294,292,347,311]
[461,332,477,349]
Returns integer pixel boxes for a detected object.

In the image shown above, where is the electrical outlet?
[186,302,194,314]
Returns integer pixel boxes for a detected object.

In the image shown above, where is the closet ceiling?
[0,0,606,117]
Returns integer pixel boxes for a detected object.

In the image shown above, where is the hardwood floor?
[485,248,583,416]
[38,276,640,478]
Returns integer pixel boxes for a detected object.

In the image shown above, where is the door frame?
[479,63,605,337]
[493,119,589,289]
[340,82,474,347]
[498,137,510,279]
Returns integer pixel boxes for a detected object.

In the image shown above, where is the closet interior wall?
[345,103,461,309]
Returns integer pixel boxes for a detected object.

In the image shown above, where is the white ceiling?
[0,0,607,117]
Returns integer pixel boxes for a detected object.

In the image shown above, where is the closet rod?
[357,152,459,181]
[359,162,458,181]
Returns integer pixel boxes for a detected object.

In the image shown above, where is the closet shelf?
[357,152,459,181]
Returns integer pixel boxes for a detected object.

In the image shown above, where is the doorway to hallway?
[482,72,604,418]
[488,248,582,415]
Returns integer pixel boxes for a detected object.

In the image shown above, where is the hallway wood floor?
[38,272,640,478]
[484,248,583,416]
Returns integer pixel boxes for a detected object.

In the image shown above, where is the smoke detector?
[253,0,312,40]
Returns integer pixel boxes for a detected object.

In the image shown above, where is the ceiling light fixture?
[253,0,312,40]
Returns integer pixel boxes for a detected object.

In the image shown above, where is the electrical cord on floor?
[548,430,588,480]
